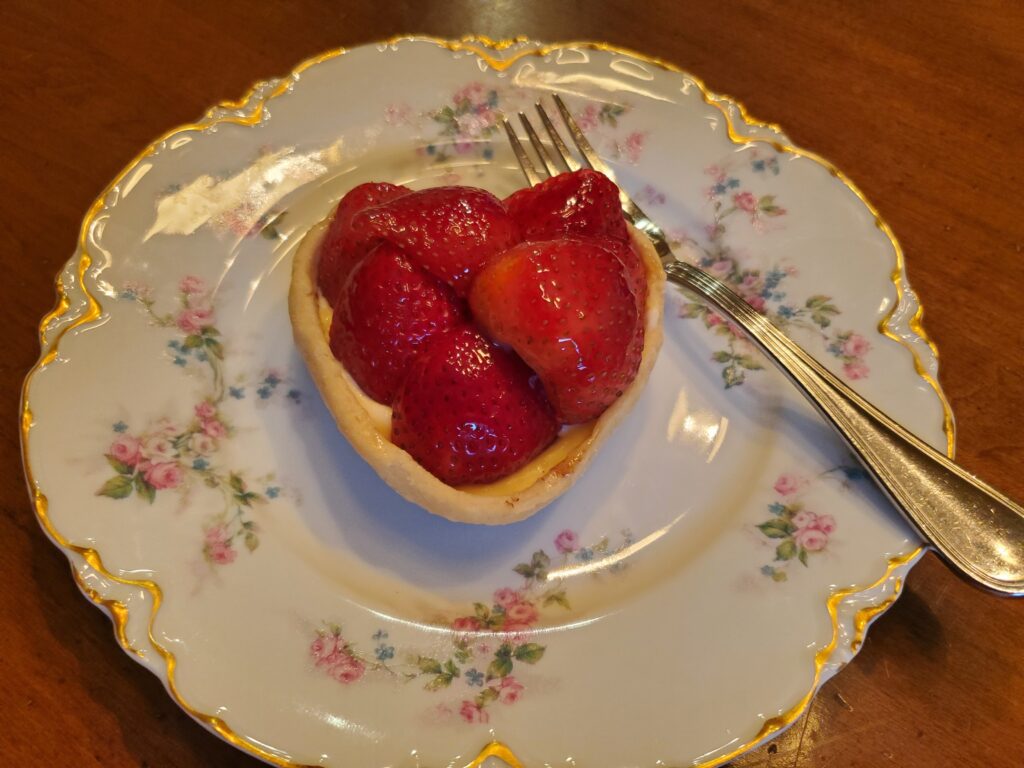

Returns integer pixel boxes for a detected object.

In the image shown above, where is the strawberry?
[391,327,558,485]
[318,182,410,305]
[330,242,466,404]
[590,234,648,313]
[346,186,519,296]
[469,238,643,424]
[505,168,647,332]
[503,169,628,243]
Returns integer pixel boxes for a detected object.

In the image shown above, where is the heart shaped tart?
[289,170,665,524]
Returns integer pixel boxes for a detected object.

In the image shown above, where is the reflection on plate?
[22,36,950,768]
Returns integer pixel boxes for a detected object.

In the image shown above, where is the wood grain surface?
[3,1,1022,766]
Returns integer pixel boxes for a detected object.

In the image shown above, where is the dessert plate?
[22,36,953,768]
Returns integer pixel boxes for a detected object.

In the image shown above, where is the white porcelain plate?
[23,37,952,768]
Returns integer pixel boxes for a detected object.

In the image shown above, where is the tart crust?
[289,218,665,524]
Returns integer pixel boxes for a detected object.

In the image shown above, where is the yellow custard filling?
[316,295,595,496]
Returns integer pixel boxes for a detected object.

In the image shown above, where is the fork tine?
[552,94,613,175]
[535,101,581,172]
[518,112,557,178]
[551,94,657,229]
[502,118,542,187]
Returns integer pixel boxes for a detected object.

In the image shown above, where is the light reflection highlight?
[554,48,591,66]
[610,58,655,81]
[121,162,152,198]
[510,65,673,103]
[302,706,383,741]
[706,416,729,463]
[666,387,730,462]
[694,735,742,763]
[993,540,1019,568]
[143,140,344,241]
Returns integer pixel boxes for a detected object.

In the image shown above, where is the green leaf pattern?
[422,82,501,164]
[756,472,843,582]
[312,528,633,723]
[410,83,643,179]
[653,150,873,387]
[101,275,298,569]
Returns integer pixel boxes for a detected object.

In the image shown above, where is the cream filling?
[315,296,596,496]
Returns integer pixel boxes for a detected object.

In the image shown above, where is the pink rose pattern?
[98,405,268,567]
[100,276,300,569]
[109,434,142,467]
[418,86,645,168]
[310,626,366,685]
[553,529,578,554]
[661,150,872,387]
[313,529,633,721]
[459,700,489,724]
[143,461,184,490]
[566,102,647,164]
[178,275,206,295]
[175,306,215,335]
[756,468,860,581]
[831,330,872,379]
[423,82,500,164]
[612,130,647,164]
[774,473,807,497]
[203,524,237,565]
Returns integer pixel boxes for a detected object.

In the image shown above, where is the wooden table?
[3,2,1022,765]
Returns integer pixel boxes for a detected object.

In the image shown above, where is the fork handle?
[666,260,1024,596]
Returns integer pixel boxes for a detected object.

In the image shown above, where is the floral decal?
[311,529,633,722]
[400,84,646,169]
[828,330,872,380]
[574,102,626,130]
[213,200,286,240]
[310,625,368,684]
[756,466,865,581]
[573,102,647,163]
[664,149,871,387]
[423,82,500,164]
[97,276,298,568]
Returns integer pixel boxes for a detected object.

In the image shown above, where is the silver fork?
[504,95,1024,596]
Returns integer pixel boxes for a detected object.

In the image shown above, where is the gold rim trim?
[70,565,143,658]
[19,35,951,767]
[850,578,903,653]
[695,553,915,767]
[464,741,525,768]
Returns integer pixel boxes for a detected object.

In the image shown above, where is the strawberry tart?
[290,170,664,524]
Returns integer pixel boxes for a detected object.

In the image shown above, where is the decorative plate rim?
[19,34,952,768]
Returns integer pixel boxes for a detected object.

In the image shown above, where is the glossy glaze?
[391,327,559,484]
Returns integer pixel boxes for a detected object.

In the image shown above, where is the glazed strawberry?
[503,169,628,243]
[505,168,646,324]
[391,328,558,485]
[592,234,648,312]
[346,186,519,296]
[318,182,411,305]
[330,242,466,404]
[469,238,643,424]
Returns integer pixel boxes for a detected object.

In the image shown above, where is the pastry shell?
[289,218,665,525]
